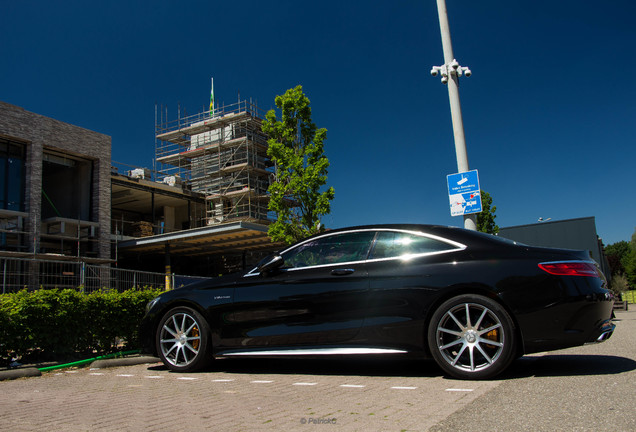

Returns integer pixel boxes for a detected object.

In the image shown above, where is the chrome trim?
[221,347,408,356]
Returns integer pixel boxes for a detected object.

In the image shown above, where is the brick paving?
[0,358,500,431]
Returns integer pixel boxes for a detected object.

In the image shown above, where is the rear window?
[369,231,457,259]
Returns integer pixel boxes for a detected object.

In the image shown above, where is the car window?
[369,231,456,259]
[282,231,376,269]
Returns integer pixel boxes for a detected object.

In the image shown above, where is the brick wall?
[0,101,111,259]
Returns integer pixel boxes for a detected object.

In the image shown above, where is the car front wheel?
[156,307,211,372]
[427,294,516,380]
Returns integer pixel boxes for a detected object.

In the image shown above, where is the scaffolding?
[155,100,273,226]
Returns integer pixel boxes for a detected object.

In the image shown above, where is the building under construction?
[110,99,279,275]
[154,100,273,227]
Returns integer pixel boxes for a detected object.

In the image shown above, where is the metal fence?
[1,257,210,294]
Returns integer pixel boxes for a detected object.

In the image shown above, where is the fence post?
[2,259,6,294]
[80,262,85,291]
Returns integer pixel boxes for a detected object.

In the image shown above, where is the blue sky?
[2,0,635,245]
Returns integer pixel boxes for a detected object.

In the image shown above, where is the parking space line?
[340,384,366,388]
[293,382,318,386]
[177,377,198,380]
[212,379,234,382]
[116,374,134,377]
[391,386,417,390]
[445,388,474,392]
[251,380,274,383]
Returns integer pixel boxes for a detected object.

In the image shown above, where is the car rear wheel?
[427,294,516,379]
[156,307,211,372]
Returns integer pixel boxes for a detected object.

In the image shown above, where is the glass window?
[282,231,376,269]
[369,231,456,260]
[0,139,25,212]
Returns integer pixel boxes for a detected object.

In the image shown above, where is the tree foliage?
[476,190,499,235]
[605,229,636,289]
[605,240,630,275]
[262,85,335,244]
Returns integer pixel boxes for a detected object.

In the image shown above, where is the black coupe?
[139,224,615,379]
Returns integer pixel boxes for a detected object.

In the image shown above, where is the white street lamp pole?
[431,0,476,231]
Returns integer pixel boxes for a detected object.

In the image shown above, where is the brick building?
[0,101,111,260]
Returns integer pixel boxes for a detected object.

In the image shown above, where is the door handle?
[331,268,355,276]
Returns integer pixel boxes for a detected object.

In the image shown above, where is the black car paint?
[140,224,614,365]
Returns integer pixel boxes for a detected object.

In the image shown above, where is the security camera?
[464,68,472,77]
[430,68,438,77]
[450,60,459,70]
[441,76,448,84]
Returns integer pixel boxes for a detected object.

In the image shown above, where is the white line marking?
[391,386,417,390]
[445,388,474,392]
[340,384,366,388]
[145,376,163,379]
[177,377,198,381]
[116,374,134,377]
[89,372,104,376]
[251,380,274,383]
[293,382,318,386]
[212,379,235,382]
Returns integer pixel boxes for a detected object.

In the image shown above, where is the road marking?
[116,374,134,377]
[340,384,366,388]
[445,388,474,392]
[251,380,274,383]
[293,382,318,386]
[89,372,104,376]
[177,377,198,381]
[212,379,234,382]
[145,375,163,379]
[391,386,417,390]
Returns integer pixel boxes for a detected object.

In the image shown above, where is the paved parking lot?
[1,310,634,431]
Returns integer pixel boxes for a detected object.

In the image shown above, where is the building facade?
[0,101,111,260]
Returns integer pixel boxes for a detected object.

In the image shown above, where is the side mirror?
[257,254,284,275]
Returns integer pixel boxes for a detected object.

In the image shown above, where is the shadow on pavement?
[502,354,636,379]
[147,353,636,380]
[148,356,443,378]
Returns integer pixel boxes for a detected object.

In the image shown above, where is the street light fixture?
[432,0,476,231]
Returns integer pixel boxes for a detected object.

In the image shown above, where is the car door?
[360,229,466,346]
[225,230,376,349]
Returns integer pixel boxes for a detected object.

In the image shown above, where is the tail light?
[538,261,600,277]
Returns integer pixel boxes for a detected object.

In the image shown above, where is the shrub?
[0,288,161,364]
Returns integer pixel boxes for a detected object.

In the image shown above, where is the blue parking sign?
[447,170,482,216]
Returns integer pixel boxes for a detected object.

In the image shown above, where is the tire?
[156,307,212,372]
[427,294,516,380]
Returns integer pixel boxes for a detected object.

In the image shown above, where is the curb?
[0,356,161,381]
[90,356,160,369]
[0,367,42,381]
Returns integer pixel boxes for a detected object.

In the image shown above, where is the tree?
[476,190,499,234]
[261,85,335,245]
[624,229,636,287]
[605,240,630,276]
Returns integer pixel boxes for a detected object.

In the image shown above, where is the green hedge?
[0,288,162,364]
[622,290,636,304]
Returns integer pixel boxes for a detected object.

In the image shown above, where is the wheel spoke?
[478,323,501,336]
[448,310,465,330]
[450,342,468,366]
[475,308,488,328]
[468,344,475,371]
[438,326,462,337]
[440,338,464,350]
[464,304,472,328]
[475,343,493,364]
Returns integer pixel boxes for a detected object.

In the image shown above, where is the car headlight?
[146,297,160,313]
